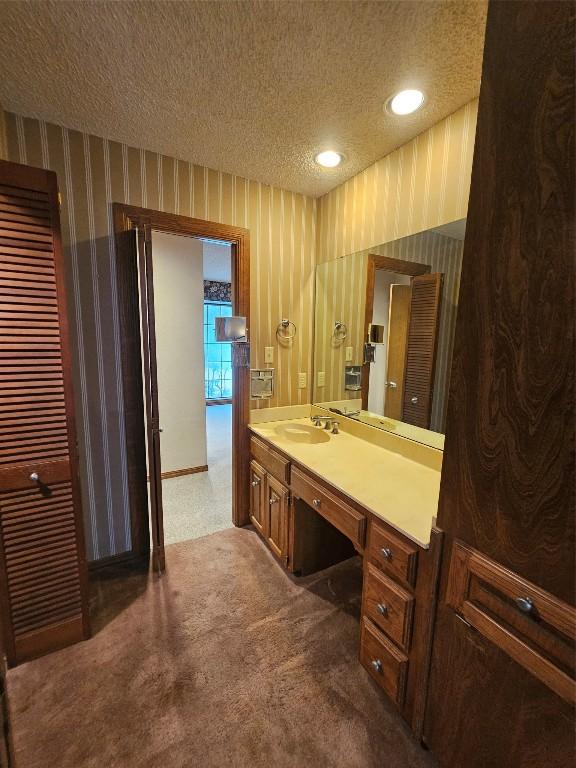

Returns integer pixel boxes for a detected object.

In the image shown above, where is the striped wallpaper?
[316,100,478,263]
[314,229,464,433]
[3,100,477,561]
[4,112,317,560]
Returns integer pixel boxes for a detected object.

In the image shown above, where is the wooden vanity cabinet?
[249,460,266,537]
[248,444,291,566]
[249,430,443,738]
[265,474,290,563]
[360,518,443,737]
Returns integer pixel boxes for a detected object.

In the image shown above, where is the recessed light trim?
[387,89,425,116]
[315,150,343,168]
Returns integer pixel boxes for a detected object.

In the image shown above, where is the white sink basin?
[274,423,330,444]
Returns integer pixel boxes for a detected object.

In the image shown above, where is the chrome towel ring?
[333,320,348,340]
[276,318,297,341]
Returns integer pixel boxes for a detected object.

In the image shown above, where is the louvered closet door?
[0,159,89,666]
[402,273,443,429]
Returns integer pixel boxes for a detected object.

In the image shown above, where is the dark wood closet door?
[424,2,575,766]
[401,273,442,428]
[0,159,89,666]
[137,226,165,573]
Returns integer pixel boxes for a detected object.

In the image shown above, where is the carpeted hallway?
[7,528,436,768]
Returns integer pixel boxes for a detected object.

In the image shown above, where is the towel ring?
[276,318,297,341]
[333,321,348,340]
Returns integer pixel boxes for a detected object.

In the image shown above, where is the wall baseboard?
[88,550,148,572]
[160,465,208,480]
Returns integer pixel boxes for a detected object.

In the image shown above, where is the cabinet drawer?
[446,542,576,704]
[364,563,414,651]
[369,521,419,587]
[360,617,408,706]
[291,467,366,550]
[250,436,290,484]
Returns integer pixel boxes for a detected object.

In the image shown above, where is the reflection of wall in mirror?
[314,228,464,433]
[367,231,464,431]
[314,253,369,402]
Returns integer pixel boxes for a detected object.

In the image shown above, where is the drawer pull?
[371,659,383,674]
[251,479,260,487]
[376,602,388,617]
[30,472,39,483]
[312,498,322,508]
[515,596,535,615]
[381,547,392,560]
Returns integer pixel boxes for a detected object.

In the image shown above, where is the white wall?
[152,231,207,474]
[367,270,411,414]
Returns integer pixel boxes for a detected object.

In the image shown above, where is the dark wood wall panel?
[425,2,575,766]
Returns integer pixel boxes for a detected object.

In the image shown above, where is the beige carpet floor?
[162,404,233,545]
[7,528,437,768]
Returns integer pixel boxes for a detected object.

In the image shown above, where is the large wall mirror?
[312,219,466,448]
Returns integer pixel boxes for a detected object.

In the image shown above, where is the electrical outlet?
[317,371,325,387]
[264,346,274,363]
[297,372,307,389]
[345,346,353,362]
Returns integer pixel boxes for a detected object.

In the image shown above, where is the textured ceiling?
[0,0,487,197]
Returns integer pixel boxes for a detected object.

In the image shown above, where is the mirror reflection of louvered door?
[0,160,89,666]
[402,273,443,429]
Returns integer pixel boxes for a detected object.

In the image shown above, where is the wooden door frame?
[361,254,430,409]
[113,204,251,562]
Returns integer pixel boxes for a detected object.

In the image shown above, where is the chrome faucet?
[311,415,339,434]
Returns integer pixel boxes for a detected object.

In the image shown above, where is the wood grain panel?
[425,3,575,766]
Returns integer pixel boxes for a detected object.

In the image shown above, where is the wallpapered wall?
[5,112,317,560]
[314,230,464,432]
[4,100,477,561]
[316,100,478,263]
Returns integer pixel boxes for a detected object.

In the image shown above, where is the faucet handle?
[311,415,322,426]
[331,421,340,434]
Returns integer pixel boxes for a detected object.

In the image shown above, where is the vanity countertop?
[249,417,441,548]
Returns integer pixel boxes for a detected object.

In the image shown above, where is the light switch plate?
[297,372,307,389]
[317,371,325,387]
[345,346,353,362]
[264,346,274,363]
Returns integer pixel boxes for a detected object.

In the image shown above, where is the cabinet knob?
[312,498,322,508]
[251,479,260,487]
[411,396,418,404]
[381,547,392,560]
[269,498,278,506]
[515,596,534,615]
[30,472,39,483]
[376,602,388,617]
[371,659,383,674]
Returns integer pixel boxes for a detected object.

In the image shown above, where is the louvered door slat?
[0,159,89,666]
[402,273,443,429]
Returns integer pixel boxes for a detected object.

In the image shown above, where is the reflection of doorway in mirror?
[384,284,411,420]
[367,270,410,415]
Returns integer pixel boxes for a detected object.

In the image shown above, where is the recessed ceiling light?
[387,89,425,116]
[315,150,343,168]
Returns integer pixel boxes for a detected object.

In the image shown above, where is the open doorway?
[151,232,234,546]
[113,205,251,573]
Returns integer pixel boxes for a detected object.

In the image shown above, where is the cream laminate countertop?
[249,418,441,548]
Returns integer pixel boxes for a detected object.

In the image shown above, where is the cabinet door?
[249,460,266,536]
[266,474,289,562]
[0,160,89,666]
